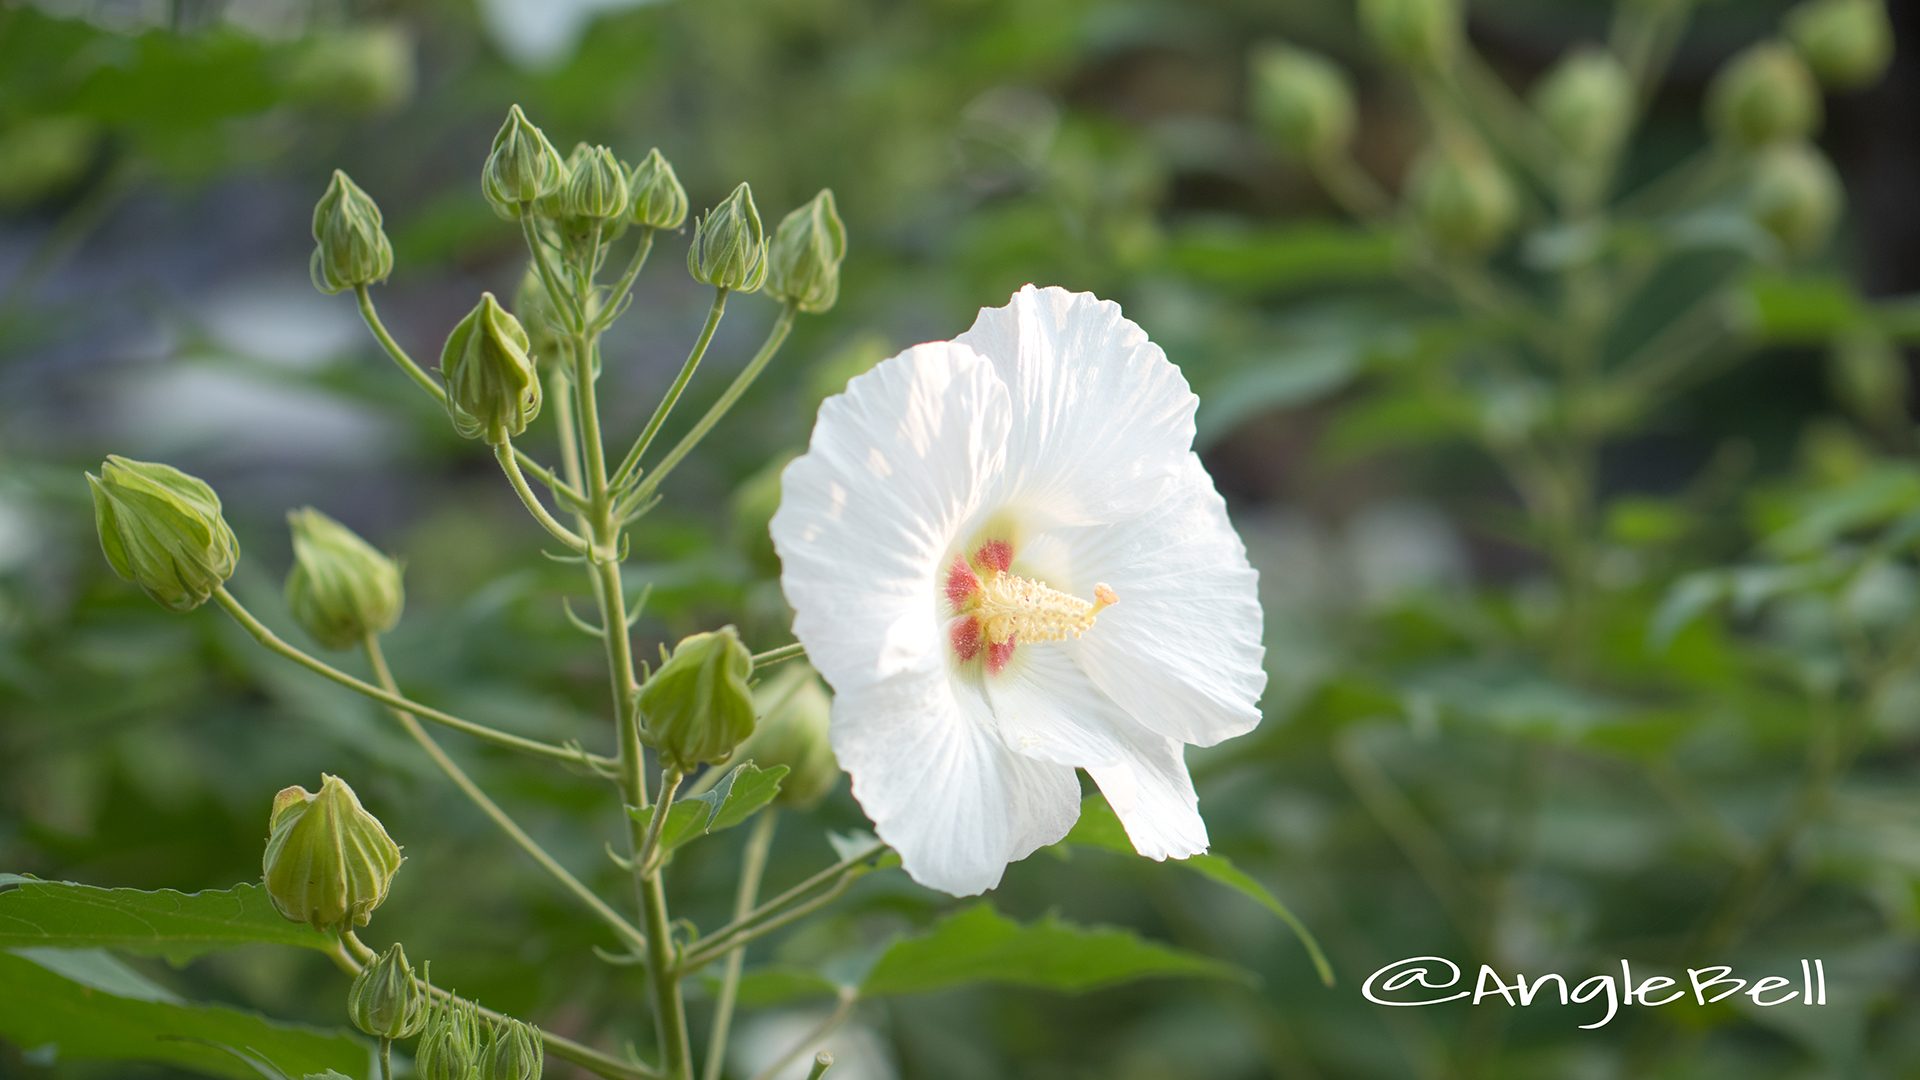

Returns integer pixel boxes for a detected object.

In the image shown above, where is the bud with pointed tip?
[479,1018,544,1080]
[262,774,402,932]
[416,998,484,1080]
[1707,42,1823,148]
[1749,141,1841,258]
[1533,48,1634,163]
[629,148,688,229]
[310,170,393,295]
[482,105,565,219]
[739,664,838,808]
[1788,0,1893,90]
[347,942,429,1040]
[1360,0,1458,71]
[87,456,239,612]
[441,293,542,444]
[1407,139,1518,256]
[559,144,630,222]
[688,182,768,292]
[1250,45,1356,162]
[285,507,403,650]
[638,626,757,772]
[766,190,846,314]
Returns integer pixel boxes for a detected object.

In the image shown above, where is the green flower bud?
[1706,42,1823,148]
[688,182,768,292]
[347,942,428,1040]
[285,507,404,650]
[262,774,402,932]
[482,104,566,219]
[1788,0,1893,90]
[441,292,542,444]
[558,144,629,222]
[309,170,393,295]
[739,664,838,808]
[765,190,847,314]
[1749,141,1842,258]
[638,626,757,772]
[1360,0,1458,71]
[534,142,590,221]
[1249,45,1356,161]
[1407,140,1517,256]
[87,456,239,613]
[416,998,483,1080]
[629,148,689,229]
[479,1018,544,1080]
[514,263,567,364]
[1532,48,1634,162]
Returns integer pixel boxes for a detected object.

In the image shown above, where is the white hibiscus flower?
[771,285,1266,896]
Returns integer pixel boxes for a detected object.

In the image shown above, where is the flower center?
[945,539,1116,675]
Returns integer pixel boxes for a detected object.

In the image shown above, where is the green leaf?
[1062,799,1335,986]
[1164,221,1397,293]
[0,877,335,962]
[0,949,368,1078]
[716,966,846,1008]
[858,904,1247,998]
[634,762,789,854]
[1738,273,1869,344]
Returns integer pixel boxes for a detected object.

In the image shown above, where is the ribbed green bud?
[1360,0,1458,71]
[87,456,238,613]
[629,148,689,229]
[1250,45,1356,161]
[310,170,393,295]
[1407,140,1517,256]
[558,144,629,222]
[688,182,768,292]
[638,626,757,771]
[262,774,402,932]
[482,105,565,219]
[285,507,403,650]
[534,142,590,221]
[347,943,428,1040]
[739,664,838,808]
[416,998,483,1080]
[479,1018,544,1080]
[1706,43,1823,148]
[766,190,846,314]
[1788,0,1893,90]
[1749,141,1842,258]
[1533,48,1634,162]
[441,292,542,444]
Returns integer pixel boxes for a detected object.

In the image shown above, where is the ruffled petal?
[1085,726,1209,861]
[832,661,1081,895]
[955,285,1197,528]
[772,342,1010,689]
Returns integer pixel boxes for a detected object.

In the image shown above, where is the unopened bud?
[441,293,542,444]
[1749,141,1842,258]
[1707,42,1823,148]
[638,626,757,772]
[87,456,238,613]
[310,170,393,295]
[285,508,403,650]
[766,190,846,313]
[739,664,838,808]
[416,998,483,1080]
[347,942,428,1040]
[479,1018,544,1080]
[262,774,402,932]
[482,105,565,219]
[560,144,630,222]
[629,148,689,229]
[1533,48,1634,162]
[1360,0,1458,71]
[1788,0,1893,90]
[1250,45,1356,161]
[688,182,768,292]
[1407,140,1517,256]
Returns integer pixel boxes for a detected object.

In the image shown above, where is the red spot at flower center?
[945,537,1115,676]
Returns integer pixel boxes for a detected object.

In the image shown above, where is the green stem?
[378,1038,392,1080]
[363,635,647,952]
[524,214,586,332]
[612,289,729,490]
[596,228,658,333]
[625,305,797,509]
[677,843,885,974]
[702,811,777,1080]
[213,587,609,769]
[496,440,597,555]
[749,642,807,670]
[636,767,685,876]
[748,993,855,1080]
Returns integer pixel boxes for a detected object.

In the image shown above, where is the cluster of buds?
[637,626,758,772]
[416,997,542,1080]
[262,774,403,932]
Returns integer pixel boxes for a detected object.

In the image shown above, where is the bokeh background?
[4,0,1920,1077]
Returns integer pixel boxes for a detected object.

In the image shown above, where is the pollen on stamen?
[974,539,1013,573]
[945,556,981,609]
[950,616,983,662]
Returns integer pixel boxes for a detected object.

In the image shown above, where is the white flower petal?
[982,644,1132,768]
[1086,727,1209,861]
[772,342,1009,688]
[955,285,1197,527]
[832,662,1080,896]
